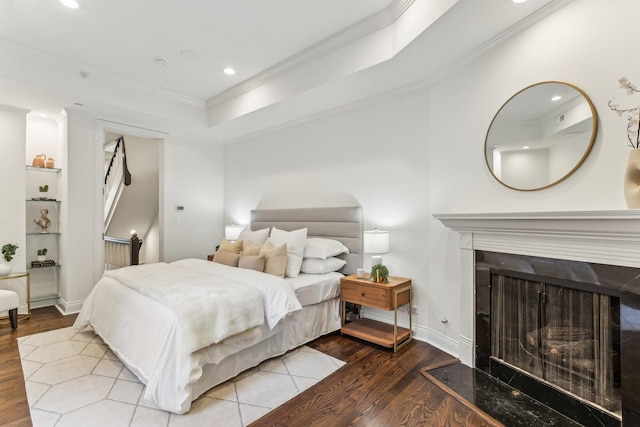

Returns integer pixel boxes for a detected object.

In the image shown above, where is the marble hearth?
[435,210,640,425]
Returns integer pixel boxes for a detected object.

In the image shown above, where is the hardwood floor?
[1,308,498,427]
[0,307,77,427]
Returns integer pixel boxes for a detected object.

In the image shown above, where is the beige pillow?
[260,241,288,277]
[238,254,265,272]
[243,240,263,256]
[213,251,240,267]
[218,239,243,254]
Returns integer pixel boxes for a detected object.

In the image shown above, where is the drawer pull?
[360,291,365,296]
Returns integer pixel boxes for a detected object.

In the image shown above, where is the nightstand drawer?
[341,281,390,310]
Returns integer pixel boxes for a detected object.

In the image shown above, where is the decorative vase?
[37,255,46,262]
[624,148,640,208]
[0,261,11,277]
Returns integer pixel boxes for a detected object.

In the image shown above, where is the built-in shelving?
[25,165,61,308]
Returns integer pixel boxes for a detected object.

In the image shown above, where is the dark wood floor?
[1,307,498,427]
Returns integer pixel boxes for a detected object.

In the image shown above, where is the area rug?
[19,327,345,427]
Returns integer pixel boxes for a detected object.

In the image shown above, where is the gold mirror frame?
[484,81,598,191]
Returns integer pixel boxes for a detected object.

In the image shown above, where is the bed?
[73,206,362,414]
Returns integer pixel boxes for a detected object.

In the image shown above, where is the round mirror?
[485,81,597,191]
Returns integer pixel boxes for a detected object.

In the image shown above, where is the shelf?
[27,199,61,203]
[26,232,61,236]
[341,318,411,348]
[27,264,61,270]
[26,165,61,173]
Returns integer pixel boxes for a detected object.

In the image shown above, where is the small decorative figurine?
[34,209,51,233]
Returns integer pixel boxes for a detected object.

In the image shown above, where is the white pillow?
[300,257,347,274]
[239,228,270,245]
[303,238,349,259]
[269,227,308,277]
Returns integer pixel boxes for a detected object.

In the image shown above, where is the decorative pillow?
[303,238,349,259]
[213,251,240,267]
[243,240,263,256]
[300,257,347,274]
[260,241,288,277]
[268,227,307,278]
[218,239,243,254]
[238,254,265,272]
[239,228,270,245]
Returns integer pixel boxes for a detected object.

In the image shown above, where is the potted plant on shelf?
[38,184,49,200]
[370,263,389,284]
[0,243,19,276]
[37,248,48,262]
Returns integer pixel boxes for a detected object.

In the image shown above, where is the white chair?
[0,289,19,329]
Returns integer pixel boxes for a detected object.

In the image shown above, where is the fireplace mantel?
[433,210,640,367]
[434,210,640,268]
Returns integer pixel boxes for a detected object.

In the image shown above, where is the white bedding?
[104,262,264,352]
[285,272,342,306]
[73,258,324,414]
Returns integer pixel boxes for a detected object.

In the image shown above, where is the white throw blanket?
[104,262,264,353]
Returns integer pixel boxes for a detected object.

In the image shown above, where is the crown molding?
[217,0,576,143]
[206,0,416,109]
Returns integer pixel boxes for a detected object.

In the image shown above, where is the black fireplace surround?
[476,251,640,427]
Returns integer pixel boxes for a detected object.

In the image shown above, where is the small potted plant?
[370,263,389,283]
[37,248,48,262]
[0,243,19,276]
[38,184,49,200]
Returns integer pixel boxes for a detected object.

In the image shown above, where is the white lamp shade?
[225,225,244,241]
[363,229,389,254]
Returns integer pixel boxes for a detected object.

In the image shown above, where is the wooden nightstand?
[340,274,412,352]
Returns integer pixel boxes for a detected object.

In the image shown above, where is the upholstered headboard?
[250,206,363,275]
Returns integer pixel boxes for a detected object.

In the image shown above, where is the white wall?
[224,0,640,359]
[225,88,431,336]
[0,106,27,271]
[161,135,225,262]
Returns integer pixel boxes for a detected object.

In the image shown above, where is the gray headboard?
[250,206,363,275]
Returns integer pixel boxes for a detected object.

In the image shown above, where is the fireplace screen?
[491,273,620,414]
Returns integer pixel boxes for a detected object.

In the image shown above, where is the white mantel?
[433,210,640,365]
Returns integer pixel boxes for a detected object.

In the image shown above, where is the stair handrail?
[104,136,132,186]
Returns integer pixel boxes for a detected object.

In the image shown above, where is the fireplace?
[475,251,628,426]
[434,210,640,426]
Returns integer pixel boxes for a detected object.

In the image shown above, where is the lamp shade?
[225,225,244,241]
[363,229,389,254]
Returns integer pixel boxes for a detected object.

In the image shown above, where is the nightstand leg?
[393,291,398,352]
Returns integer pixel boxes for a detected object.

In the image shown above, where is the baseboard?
[55,297,84,315]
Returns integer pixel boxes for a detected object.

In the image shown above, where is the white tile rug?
[18,327,345,427]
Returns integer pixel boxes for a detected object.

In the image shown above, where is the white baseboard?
[55,297,84,315]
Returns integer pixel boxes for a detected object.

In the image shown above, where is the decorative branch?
[609,76,640,149]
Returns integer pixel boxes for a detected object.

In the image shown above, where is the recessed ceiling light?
[512,0,528,3]
[551,95,562,101]
[223,67,236,76]
[522,145,531,150]
[59,0,79,9]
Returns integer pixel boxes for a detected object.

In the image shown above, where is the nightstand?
[340,274,412,352]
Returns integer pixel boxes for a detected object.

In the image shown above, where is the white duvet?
[74,258,303,413]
